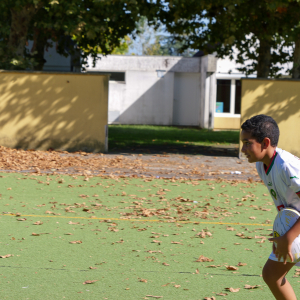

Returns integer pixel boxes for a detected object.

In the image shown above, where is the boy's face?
[241,130,265,163]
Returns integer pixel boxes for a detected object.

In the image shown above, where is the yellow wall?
[0,71,108,152]
[214,117,241,130]
[241,78,300,157]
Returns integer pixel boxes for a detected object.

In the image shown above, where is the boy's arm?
[269,194,300,264]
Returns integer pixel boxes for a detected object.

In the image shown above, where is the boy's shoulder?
[256,148,300,174]
[272,148,300,174]
[276,148,300,166]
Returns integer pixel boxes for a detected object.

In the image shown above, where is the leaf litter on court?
[0,152,282,299]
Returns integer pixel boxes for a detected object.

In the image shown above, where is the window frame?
[215,76,241,118]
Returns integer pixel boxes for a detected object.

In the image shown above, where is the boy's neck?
[262,147,277,168]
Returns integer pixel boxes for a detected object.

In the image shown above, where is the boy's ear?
[262,137,271,149]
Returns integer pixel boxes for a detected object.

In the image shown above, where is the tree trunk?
[31,29,48,71]
[292,38,300,78]
[8,5,41,58]
[257,39,271,78]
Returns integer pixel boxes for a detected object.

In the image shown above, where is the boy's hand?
[269,235,293,264]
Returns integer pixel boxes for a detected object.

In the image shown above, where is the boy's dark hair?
[241,115,280,146]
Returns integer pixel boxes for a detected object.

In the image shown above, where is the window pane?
[216,80,231,113]
[235,80,241,114]
[95,71,125,82]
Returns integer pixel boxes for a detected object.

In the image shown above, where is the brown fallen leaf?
[17,218,26,221]
[89,266,97,269]
[152,240,161,243]
[196,255,213,262]
[33,221,43,225]
[69,240,82,244]
[249,216,256,220]
[244,284,260,289]
[174,285,181,288]
[83,280,97,284]
[216,293,228,296]
[204,297,216,300]
[225,287,240,292]
[32,233,40,236]
[237,262,247,266]
[68,221,80,225]
[226,266,238,271]
[162,262,170,266]
[139,278,147,283]
[161,283,171,287]
[195,268,199,274]
[0,254,13,258]
[171,241,183,245]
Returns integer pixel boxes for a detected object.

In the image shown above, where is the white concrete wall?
[87,55,217,128]
[89,55,201,73]
[173,73,201,126]
[108,70,174,125]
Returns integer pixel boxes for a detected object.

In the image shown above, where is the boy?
[241,114,300,300]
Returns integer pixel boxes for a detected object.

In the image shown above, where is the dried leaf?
[244,284,260,289]
[83,280,97,284]
[69,240,82,244]
[196,255,213,262]
[33,221,43,225]
[0,254,12,258]
[226,266,238,271]
[225,287,240,292]
[68,221,80,225]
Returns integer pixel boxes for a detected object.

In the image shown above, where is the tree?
[154,0,300,78]
[128,16,196,56]
[0,0,155,70]
[128,16,167,55]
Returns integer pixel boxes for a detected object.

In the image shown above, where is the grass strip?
[108,125,239,150]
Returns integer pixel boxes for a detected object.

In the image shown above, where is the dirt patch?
[0,145,259,181]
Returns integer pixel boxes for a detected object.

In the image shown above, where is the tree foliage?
[0,0,154,70]
[154,0,300,78]
[128,16,196,56]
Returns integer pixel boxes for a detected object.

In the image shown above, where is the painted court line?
[1,213,272,226]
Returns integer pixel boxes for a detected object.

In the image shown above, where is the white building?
[43,48,292,130]
[86,55,218,129]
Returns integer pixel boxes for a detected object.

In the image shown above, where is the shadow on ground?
[108,144,239,157]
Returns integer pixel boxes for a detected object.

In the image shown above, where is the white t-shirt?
[256,148,300,212]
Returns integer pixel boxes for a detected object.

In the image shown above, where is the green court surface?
[0,173,297,299]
